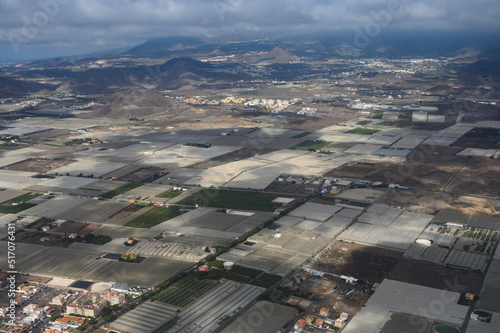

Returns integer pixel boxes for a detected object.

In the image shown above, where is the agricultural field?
[101,182,144,198]
[154,277,218,308]
[251,273,283,288]
[177,189,281,212]
[126,206,185,228]
[0,192,41,213]
[157,190,184,199]
[193,265,281,288]
[315,241,402,283]
[452,127,500,149]
[346,128,380,135]
[388,259,483,293]
[335,164,378,175]
[363,145,467,189]
[290,140,331,151]
[2,158,75,173]
[291,131,312,139]
[446,157,500,197]
[118,166,165,182]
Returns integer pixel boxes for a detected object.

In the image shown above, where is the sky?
[0,0,499,62]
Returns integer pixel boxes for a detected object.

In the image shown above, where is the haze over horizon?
[1,0,500,62]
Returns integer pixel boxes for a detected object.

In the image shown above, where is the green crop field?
[0,192,41,214]
[157,190,184,199]
[291,131,312,139]
[193,265,282,288]
[154,277,217,308]
[346,128,380,135]
[291,140,331,151]
[126,206,184,228]
[0,203,36,214]
[6,193,42,203]
[337,165,376,174]
[101,182,143,198]
[251,273,282,288]
[177,189,280,212]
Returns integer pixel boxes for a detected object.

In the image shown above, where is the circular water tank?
[223,261,234,270]
[474,310,491,320]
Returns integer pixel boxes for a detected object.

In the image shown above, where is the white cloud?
[0,0,498,60]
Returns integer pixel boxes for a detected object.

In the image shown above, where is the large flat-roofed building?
[342,279,468,333]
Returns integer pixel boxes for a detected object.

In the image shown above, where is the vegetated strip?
[0,192,42,214]
[291,140,331,151]
[126,206,184,228]
[177,189,281,212]
[153,277,218,308]
[291,131,312,139]
[101,182,144,199]
[193,264,282,289]
[157,190,184,199]
[347,128,381,135]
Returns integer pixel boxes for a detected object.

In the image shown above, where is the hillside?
[92,87,174,119]
[0,76,50,98]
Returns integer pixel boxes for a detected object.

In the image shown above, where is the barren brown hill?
[427,84,457,95]
[253,47,296,63]
[370,72,404,86]
[92,87,174,119]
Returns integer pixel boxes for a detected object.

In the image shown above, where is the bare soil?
[109,204,144,219]
[315,241,402,284]
[2,158,75,173]
[51,221,88,234]
[118,166,165,182]
[388,258,483,293]
[446,157,500,197]
[355,146,467,189]
[15,231,73,247]
[382,189,500,216]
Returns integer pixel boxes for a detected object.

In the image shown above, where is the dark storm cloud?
[0,0,499,60]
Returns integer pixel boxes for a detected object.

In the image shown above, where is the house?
[7,324,30,333]
[335,318,345,328]
[314,318,325,328]
[55,316,85,327]
[294,319,306,330]
[319,307,329,317]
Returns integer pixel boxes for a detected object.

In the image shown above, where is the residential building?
[101,292,125,305]
[55,316,85,327]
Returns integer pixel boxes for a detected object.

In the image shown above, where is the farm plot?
[0,192,41,214]
[129,241,206,261]
[290,140,331,151]
[445,250,488,271]
[2,158,75,173]
[357,204,403,226]
[54,200,128,222]
[166,281,265,333]
[48,160,126,177]
[21,196,89,217]
[100,182,144,198]
[154,277,218,308]
[126,206,185,228]
[178,189,280,212]
[288,202,342,222]
[338,222,423,251]
[315,241,402,283]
